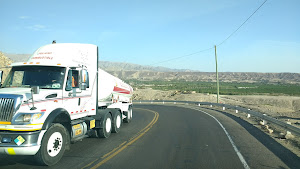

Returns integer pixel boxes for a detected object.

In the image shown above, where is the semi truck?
[0,43,133,166]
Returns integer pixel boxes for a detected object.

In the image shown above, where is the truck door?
[63,68,93,119]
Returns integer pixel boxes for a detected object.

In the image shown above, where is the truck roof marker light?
[57,63,61,66]
[54,100,58,103]
[71,112,74,114]
[23,62,27,64]
[36,62,40,64]
[41,109,46,112]
[29,62,33,64]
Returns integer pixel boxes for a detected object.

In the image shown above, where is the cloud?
[19,16,30,19]
[26,24,49,31]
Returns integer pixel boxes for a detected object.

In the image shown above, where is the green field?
[127,80,300,96]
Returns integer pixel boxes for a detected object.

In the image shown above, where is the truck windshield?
[2,66,66,89]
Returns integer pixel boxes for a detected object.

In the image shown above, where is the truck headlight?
[15,114,32,123]
[13,113,44,124]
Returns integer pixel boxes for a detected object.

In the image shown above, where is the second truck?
[0,42,133,165]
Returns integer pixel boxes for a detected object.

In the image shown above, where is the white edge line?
[194,107,250,169]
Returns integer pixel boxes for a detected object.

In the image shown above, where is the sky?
[0,0,299,73]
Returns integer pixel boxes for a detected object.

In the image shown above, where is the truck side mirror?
[80,69,89,90]
[31,86,40,94]
[80,83,87,90]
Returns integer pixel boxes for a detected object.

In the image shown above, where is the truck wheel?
[124,108,132,123]
[97,113,112,138]
[34,123,68,166]
[112,111,122,133]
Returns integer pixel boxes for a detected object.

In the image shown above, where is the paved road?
[0,104,299,169]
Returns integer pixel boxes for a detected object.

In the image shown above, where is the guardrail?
[134,100,300,137]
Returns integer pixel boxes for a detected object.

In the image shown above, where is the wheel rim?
[106,117,112,133]
[47,132,63,157]
[116,115,121,128]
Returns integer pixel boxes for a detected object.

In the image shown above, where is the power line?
[217,0,268,46]
[148,47,213,66]
[149,0,268,67]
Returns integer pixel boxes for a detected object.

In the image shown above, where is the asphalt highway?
[0,104,299,169]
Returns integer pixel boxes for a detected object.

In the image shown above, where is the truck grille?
[0,98,15,122]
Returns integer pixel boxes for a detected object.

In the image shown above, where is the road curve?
[0,104,299,169]
[99,104,245,169]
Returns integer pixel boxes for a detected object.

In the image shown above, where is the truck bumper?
[0,130,45,155]
[0,145,40,155]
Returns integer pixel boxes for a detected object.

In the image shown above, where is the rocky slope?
[0,52,13,81]
[133,88,300,120]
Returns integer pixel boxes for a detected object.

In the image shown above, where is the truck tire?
[34,123,68,166]
[112,110,122,133]
[97,113,112,138]
[124,107,132,123]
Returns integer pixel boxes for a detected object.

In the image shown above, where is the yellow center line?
[101,141,127,159]
[82,108,159,169]
[128,108,159,142]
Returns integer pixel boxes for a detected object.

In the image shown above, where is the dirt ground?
[133,88,300,122]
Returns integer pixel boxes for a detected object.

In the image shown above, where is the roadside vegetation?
[127,80,300,96]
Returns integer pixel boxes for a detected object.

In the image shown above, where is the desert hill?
[0,52,13,81]
[2,52,300,84]
[107,70,300,84]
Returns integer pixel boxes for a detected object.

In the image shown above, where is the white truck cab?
[0,43,133,166]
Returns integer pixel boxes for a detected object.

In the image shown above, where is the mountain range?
[2,52,300,84]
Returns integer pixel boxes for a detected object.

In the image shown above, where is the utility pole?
[215,45,220,103]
